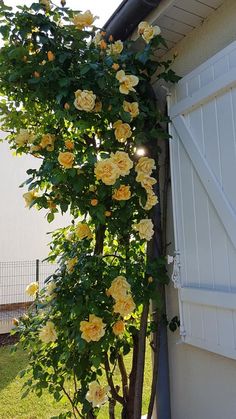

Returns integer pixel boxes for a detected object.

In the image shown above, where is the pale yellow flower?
[123,101,139,119]
[112,320,125,336]
[138,21,150,35]
[132,219,154,241]
[73,10,96,30]
[107,276,131,300]
[94,158,120,185]
[15,129,35,147]
[110,151,133,176]
[112,185,131,201]
[86,381,110,408]
[58,152,75,169]
[138,21,161,42]
[135,156,156,175]
[74,89,96,112]
[113,295,136,317]
[25,281,39,297]
[116,70,139,95]
[23,190,37,207]
[107,40,123,55]
[75,223,92,239]
[39,321,57,344]
[40,133,55,151]
[113,120,132,143]
[142,25,161,43]
[136,173,157,191]
[142,191,158,211]
[66,257,78,274]
[80,314,106,342]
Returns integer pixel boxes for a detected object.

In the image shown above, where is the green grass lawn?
[0,344,152,419]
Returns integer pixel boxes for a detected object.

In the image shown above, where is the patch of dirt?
[0,333,19,347]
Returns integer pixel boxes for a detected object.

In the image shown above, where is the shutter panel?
[168,40,236,359]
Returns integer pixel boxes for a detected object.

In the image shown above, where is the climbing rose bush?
[0,1,179,418]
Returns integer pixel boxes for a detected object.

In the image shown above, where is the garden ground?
[0,342,152,418]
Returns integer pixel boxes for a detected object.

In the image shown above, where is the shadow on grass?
[0,344,29,391]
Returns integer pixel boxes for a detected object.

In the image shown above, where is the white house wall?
[149,0,236,418]
[0,135,71,262]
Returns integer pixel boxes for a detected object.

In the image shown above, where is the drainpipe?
[104,0,162,41]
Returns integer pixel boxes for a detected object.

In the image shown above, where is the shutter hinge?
[167,251,181,289]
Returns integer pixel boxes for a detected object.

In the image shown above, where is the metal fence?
[0,260,57,330]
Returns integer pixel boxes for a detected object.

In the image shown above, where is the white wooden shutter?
[168,41,236,359]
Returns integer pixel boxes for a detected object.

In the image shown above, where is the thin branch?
[109,398,116,419]
[117,354,129,402]
[60,383,82,418]
[147,307,161,419]
[104,354,124,405]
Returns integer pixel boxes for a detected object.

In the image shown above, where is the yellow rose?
[25,281,39,297]
[142,191,158,211]
[58,152,75,169]
[86,381,110,408]
[105,210,112,217]
[142,25,161,43]
[12,318,19,326]
[112,185,131,201]
[116,70,139,95]
[135,156,156,175]
[112,320,125,336]
[39,321,57,344]
[113,295,136,317]
[66,257,78,274]
[94,158,120,185]
[73,10,96,29]
[123,101,139,119]
[113,120,132,143]
[75,222,92,239]
[74,89,96,112]
[64,140,74,150]
[107,276,131,300]
[80,314,106,342]
[110,151,133,176]
[40,133,55,151]
[136,173,157,191]
[132,219,154,241]
[107,40,123,55]
[47,51,55,61]
[15,129,35,146]
[138,21,150,35]
[23,190,37,207]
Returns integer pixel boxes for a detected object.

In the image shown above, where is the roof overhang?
[105,0,224,56]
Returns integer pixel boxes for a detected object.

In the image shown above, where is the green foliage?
[0,2,178,417]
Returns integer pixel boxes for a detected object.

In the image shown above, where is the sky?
[5,0,122,27]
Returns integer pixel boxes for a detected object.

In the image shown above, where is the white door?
[168,40,236,359]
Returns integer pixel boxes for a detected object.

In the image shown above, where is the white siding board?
[158,15,194,35]
[188,107,205,154]
[216,90,236,211]
[175,0,214,18]
[166,6,203,27]
[213,57,229,79]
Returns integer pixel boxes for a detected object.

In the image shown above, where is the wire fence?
[0,260,57,329]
